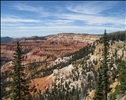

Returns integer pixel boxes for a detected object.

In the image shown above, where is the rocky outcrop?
[46,33,101,43]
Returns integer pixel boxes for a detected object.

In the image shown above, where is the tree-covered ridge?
[107,30,126,41]
[24,36,47,40]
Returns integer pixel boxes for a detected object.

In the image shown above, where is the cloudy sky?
[1,1,126,37]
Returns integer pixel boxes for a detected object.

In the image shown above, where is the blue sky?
[1,1,126,37]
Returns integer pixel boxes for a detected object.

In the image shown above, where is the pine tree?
[1,73,8,99]
[94,68,104,100]
[103,29,109,100]
[5,42,30,100]
[109,60,126,100]
[118,60,126,93]
[94,30,109,100]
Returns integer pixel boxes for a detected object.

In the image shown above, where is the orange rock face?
[1,39,87,66]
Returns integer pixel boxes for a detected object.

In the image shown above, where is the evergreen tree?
[1,73,8,99]
[103,29,109,100]
[94,68,104,100]
[109,60,126,100]
[5,42,30,100]
[118,60,126,93]
[94,30,109,100]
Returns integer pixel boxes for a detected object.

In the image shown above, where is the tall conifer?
[94,68,104,100]
[94,30,109,100]
[103,29,109,100]
[5,42,30,100]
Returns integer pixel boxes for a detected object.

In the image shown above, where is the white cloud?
[47,19,74,25]
[1,16,42,23]
[14,4,49,16]
[66,1,118,15]
[56,13,125,26]
[2,22,125,37]
[1,1,125,37]
[12,2,125,26]
[14,4,43,13]
[1,13,125,37]
[20,26,125,31]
